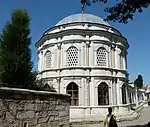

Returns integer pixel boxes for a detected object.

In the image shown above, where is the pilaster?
[61,43,64,67]
[112,78,117,105]
[81,42,85,66]
[126,83,130,104]
[115,46,119,69]
[111,45,116,68]
[89,42,94,66]
[40,51,44,71]
[57,43,61,69]
[86,77,91,106]
[86,41,90,66]
[90,77,95,106]
[116,79,121,105]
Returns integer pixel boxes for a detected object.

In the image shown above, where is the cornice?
[38,66,128,74]
[43,22,122,36]
[36,29,129,48]
[39,75,127,80]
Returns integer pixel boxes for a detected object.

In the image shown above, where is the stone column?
[120,86,123,104]
[37,51,41,72]
[81,42,84,66]
[86,41,90,66]
[53,44,57,69]
[126,84,130,104]
[90,77,95,106]
[115,46,118,69]
[87,77,91,106]
[111,45,116,68]
[40,51,44,71]
[81,78,85,106]
[59,78,64,94]
[116,79,121,105]
[135,87,139,106]
[125,53,128,70]
[89,42,94,66]
[57,78,61,93]
[108,85,112,105]
[61,43,64,68]
[112,78,117,105]
[79,84,82,106]
[57,43,61,69]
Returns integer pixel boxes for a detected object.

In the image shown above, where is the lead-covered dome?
[55,13,110,26]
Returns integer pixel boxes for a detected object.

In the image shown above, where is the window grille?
[45,51,52,68]
[67,46,78,66]
[97,47,107,66]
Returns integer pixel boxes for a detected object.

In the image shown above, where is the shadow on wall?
[124,122,150,127]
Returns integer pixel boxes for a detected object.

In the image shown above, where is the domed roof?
[55,13,110,26]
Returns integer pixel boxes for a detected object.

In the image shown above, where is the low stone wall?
[0,87,70,127]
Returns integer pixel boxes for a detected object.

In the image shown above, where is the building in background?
[36,13,139,121]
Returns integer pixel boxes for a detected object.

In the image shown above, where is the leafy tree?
[81,0,150,23]
[0,9,34,88]
[134,75,143,89]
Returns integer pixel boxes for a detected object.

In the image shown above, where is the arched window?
[98,82,109,105]
[119,53,124,69]
[97,47,107,66]
[122,84,127,104]
[66,82,78,106]
[67,46,78,66]
[45,51,52,68]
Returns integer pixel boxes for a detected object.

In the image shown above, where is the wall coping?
[0,87,70,99]
[70,104,131,109]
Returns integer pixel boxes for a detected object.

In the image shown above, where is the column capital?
[57,43,61,49]
[111,44,116,51]
[56,78,61,82]
[86,77,91,83]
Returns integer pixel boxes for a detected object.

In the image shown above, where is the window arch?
[45,51,52,68]
[97,47,107,66]
[98,82,109,105]
[122,84,127,104]
[66,82,79,106]
[67,46,78,66]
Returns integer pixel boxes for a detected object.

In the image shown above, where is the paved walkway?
[71,107,150,127]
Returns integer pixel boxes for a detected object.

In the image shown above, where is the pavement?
[71,107,150,127]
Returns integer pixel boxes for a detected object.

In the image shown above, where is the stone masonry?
[0,87,70,127]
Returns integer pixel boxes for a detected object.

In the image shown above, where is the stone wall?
[0,87,70,127]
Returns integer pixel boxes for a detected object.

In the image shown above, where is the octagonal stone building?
[36,13,137,121]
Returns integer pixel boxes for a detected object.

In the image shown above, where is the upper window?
[45,51,52,68]
[97,47,107,66]
[67,46,78,66]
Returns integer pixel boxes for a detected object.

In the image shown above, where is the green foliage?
[80,0,150,23]
[134,75,143,89]
[0,9,34,88]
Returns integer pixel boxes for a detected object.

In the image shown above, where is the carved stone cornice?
[36,29,128,48]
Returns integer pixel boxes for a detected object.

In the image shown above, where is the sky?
[0,0,150,84]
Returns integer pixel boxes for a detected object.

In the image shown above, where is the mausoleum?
[36,13,138,121]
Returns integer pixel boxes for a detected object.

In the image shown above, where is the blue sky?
[0,0,150,84]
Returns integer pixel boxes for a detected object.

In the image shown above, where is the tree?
[0,9,34,88]
[81,0,150,23]
[134,75,143,89]
[134,74,143,106]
